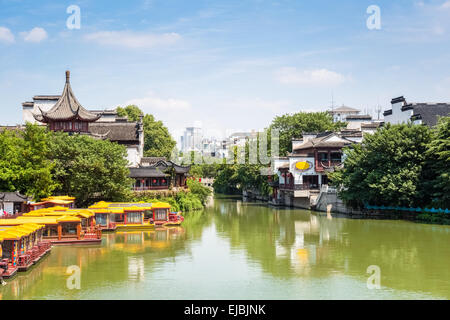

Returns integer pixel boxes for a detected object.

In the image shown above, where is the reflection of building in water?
[4,261,45,299]
[110,228,185,252]
[128,256,145,282]
[236,201,242,215]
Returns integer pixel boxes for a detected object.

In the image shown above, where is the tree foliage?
[0,124,132,205]
[270,111,345,155]
[186,179,212,205]
[423,117,450,208]
[0,124,57,199]
[117,105,176,159]
[49,132,132,207]
[330,123,433,208]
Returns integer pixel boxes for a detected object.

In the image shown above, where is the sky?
[1,0,450,141]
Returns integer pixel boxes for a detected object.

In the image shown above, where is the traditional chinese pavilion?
[130,158,190,191]
[33,71,101,132]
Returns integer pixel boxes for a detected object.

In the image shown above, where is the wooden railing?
[133,186,169,191]
[279,183,321,190]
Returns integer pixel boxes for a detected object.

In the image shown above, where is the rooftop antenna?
[376,97,382,120]
[330,92,335,113]
[330,92,336,122]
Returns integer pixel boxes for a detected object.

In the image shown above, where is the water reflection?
[1,197,449,300]
[212,197,450,298]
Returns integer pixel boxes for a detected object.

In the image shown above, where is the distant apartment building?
[329,105,360,122]
[180,126,203,153]
[384,96,450,127]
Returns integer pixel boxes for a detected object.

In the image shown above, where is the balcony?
[316,161,342,172]
[133,186,169,191]
[279,183,321,191]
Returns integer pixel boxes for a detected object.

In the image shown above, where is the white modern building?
[180,126,203,153]
[329,105,361,122]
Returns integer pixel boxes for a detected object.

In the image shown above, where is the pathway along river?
[1,196,449,300]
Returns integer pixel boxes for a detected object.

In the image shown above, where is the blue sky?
[1,0,450,140]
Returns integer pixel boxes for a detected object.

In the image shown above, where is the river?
[1,196,449,300]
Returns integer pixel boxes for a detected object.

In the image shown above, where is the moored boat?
[0,224,52,278]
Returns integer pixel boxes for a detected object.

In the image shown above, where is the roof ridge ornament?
[66,70,70,83]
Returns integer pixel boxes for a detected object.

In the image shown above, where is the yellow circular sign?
[295,161,310,171]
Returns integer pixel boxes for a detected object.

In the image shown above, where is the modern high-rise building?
[180,126,203,153]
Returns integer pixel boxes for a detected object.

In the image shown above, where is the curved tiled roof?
[292,133,354,151]
[0,192,29,202]
[89,122,140,142]
[34,71,101,123]
[129,167,168,178]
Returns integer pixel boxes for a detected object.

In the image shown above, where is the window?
[318,153,329,161]
[155,209,168,221]
[331,152,342,162]
[127,212,142,224]
[96,213,107,226]
[62,223,77,235]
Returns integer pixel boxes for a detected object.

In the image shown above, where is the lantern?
[162,179,166,184]
[153,179,157,184]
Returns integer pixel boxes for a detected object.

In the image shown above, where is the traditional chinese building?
[24,71,144,167]
[383,96,450,127]
[271,132,354,208]
[33,71,101,132]
[130,158,190,191]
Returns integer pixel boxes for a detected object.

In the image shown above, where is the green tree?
[270,111,345,155]
[0,124,56,200]
[116,105,143,122]
[49,132,132,207]
[423,117,450,208]
[186,179,212,205]
[116,105,176,159]
[330,123,432,209]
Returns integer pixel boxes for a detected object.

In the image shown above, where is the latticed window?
[127,212,142,224]
[155,209,168,221]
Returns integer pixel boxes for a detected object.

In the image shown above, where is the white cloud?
[276,67,346,86]
[125,92,191,112]
[0,27,15,43]
[20,27,48,43]
[84,31,181,48]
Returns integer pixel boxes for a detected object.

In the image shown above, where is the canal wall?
[314,190,363,215]
[242,189,269,202]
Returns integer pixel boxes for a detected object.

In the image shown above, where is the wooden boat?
[0,224,52,278]
[150,202,184,227]
[0,215,102,245]
[29,196,76,211]
[89,201,185,230]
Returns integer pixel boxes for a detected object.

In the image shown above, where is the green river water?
[1,196,449,300]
